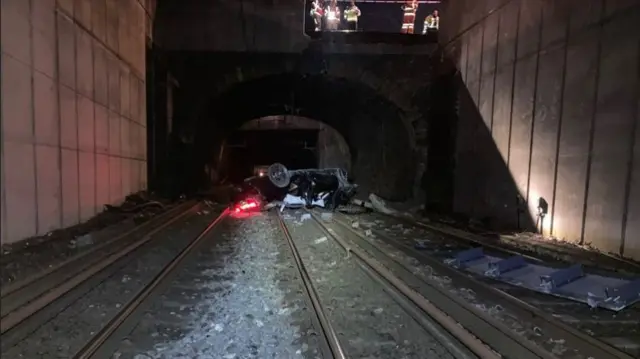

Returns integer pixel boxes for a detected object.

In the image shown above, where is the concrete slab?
[33,28,57,80]
[0,3,31,66]
[75,27,94,99]
[35,144,61,235]
[107,53,121,112]
[109,155,122,203]
[2,141,37,243]
[57,13,76,90]
[528,43,564,236]
[120,118,130,157]
[552,30,599,242]
[57,0,74,17]
[1,54,34,143]
[34,71,59,147]
[74,0,92,29]
[120,66,131,119]
[96,153,110,210]
[59,84,78,149]
[121,158,131,200]
[584,15,639,254]
[129,74,139,123]
[105,0,119,52]
[508,55,536,196]
[77,94,95,153]
[491,65,513,163]
[61,148,79,227]
[31,0,57,77]
[93,43,108,106]
[78,151,96,222]
[108,111,120,155]
[95,103,109,154]
[91,0,107,42]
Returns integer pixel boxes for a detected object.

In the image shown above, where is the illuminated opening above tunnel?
[195,73,417,200]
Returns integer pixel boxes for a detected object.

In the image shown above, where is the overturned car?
[232,163,358,212]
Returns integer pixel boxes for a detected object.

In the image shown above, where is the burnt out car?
[233,163,358,211]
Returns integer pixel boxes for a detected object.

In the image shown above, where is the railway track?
[354,211,640,355]
[0,202,226,357]
[320,209,638,359]
[0,200,198,336]
[279,210,484,359]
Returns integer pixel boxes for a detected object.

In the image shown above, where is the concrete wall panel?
[95,104,109,154]
[491,65,513,163]
[0,0,31,65]
[528,43,564,235]
[2,55,34,142]
[76,27,94,99]
[447,0,640,258]
[34,71,59,146]
[624,102,640,259]
[61,149,79,227]
[96,153,110,210]
[1,0,149,244]
[3,142,37,240]
[60,85,78,149]
[77,95,95,153]
[57,14,77,90]
[109,156,122,203]
[584,12,640,252]
[496,1,519,67]
[35,144,61,235]
[78,151,95,221]
[508,55,536,197]
[94,43,109,106]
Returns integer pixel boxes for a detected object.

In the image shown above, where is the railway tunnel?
[1,0,640,358]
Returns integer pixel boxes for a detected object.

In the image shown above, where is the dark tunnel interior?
[148,64,418,202]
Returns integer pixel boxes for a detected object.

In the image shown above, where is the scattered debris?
[314,237,328,244]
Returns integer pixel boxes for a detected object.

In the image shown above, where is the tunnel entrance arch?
[194,73,416,200]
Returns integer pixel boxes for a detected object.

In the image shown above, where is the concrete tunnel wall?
[0,0,154,245]
[441,0,640,259]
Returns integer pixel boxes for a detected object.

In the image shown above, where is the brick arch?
[193,59,426,149]
[193,72,418,200]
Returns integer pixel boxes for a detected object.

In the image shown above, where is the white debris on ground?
[119,213,320,359]
[284,210,456,359]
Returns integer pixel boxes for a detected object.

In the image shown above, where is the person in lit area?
[310,0,324,31]
[344,1,362,31]
[423,9,439,34]
[401,0,418,34]
[325,0,341,31]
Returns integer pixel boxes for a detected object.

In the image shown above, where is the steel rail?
[0,202,198,335]
[1,200,197,298]
[73,209,229,359]
[329,211,635,359]
[275,212,347,359]
[306,210,502,359]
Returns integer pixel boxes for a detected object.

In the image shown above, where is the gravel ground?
[0,203,183,287]
[332,212,634,358]
[1,211,217,359]
[110,211,323,359]
[283,210,456,359]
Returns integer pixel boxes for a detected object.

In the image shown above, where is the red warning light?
[234,198,260,212]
